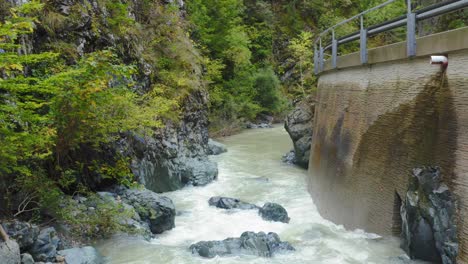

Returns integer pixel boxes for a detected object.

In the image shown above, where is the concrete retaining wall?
[309,27,468,263]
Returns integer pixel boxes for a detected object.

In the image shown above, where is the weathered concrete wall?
[309,28,468,263]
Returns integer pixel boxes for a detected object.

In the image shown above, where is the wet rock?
[30,227,60,262]
[246,122,272,129]
[259,203,290,223]
[190,231,294,258]
[96,192,116,201]
[256,114,274,125]
[401,166,458,264]
[207,139,227,155]
[281,150,296,164]
[208,197,259,210]
[57,246,104,264]
[181,157,218,186]
[121,90,219,193]
[2,220,39,250]
[284,97,314,169]
[21,253,34,264]
[120,188,176,234]
[0,239,21,264]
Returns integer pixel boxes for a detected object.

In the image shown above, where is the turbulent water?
[96,126,420,264]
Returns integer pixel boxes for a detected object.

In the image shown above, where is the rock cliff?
[284,97,314,168]
[2,0,218,193]
[121,90,218,193]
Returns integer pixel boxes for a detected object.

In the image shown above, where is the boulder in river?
[284,96,314,169]
[190,231,295,258]
[401,166,458,264]
[246,122,273,129]
[58,246,104,264]
[180,157,218,186]
[281,150,296,164]
[207,139,227,155]
[120,188,176,234]
[259,203,290,223]
[208,196,259,210]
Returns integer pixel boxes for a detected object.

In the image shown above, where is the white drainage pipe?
[430,55,448,67]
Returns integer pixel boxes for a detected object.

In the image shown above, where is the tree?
[288,31,314,97]
[0,1,172,217]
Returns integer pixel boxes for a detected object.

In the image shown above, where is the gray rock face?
[58,246,104,264]
[181,157,218,186]
[121,188,176,234]
[281,150,296,164]
[284,97,314,169]
[401,167,458,264]
[190,231,294,258]
[20,253,34,264]
[246,122,273,129]
[259,203,290,223]
[29,227,60,262]
[122,91,219,193]
[0,239,21,264]
[207,139,227,155]
[2,221,39,251]
[208,197,259,210]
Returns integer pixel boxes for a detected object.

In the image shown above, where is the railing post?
[360,16,368,64]
[332,30,338,69]
[314,42,319,74]
[319,38,324,72]
[406,0,416,57]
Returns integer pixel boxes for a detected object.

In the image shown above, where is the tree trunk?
[0,224,9,242]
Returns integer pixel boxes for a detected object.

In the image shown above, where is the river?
[96,126,421,264]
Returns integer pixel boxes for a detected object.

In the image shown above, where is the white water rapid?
[96,126,422,264]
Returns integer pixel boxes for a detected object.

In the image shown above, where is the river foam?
[96,126,422,264]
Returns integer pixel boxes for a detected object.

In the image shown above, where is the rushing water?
[97,126,420,264]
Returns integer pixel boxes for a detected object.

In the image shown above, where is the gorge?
[1,0,467,263]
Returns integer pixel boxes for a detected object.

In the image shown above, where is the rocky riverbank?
[1,186,178,264]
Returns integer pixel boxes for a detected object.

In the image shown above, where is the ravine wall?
[309,27,468,263]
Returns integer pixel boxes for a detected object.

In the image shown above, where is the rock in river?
[190,231,295,258]
[208,196,259,210]
[207,139,227,155]
[281,150,296,164]
[120,188,176,234]
[284,96,314,169]
[401,166,458,264]
[259,203,290,223]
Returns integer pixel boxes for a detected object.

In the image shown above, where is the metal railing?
[314,0,468,74]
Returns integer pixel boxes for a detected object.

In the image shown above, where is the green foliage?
[187,0,285,130]
[59,193,138,239]
[288,31,315,98]
[0,2,174,223]
[253,67,284,113]
[3,0,464,231]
